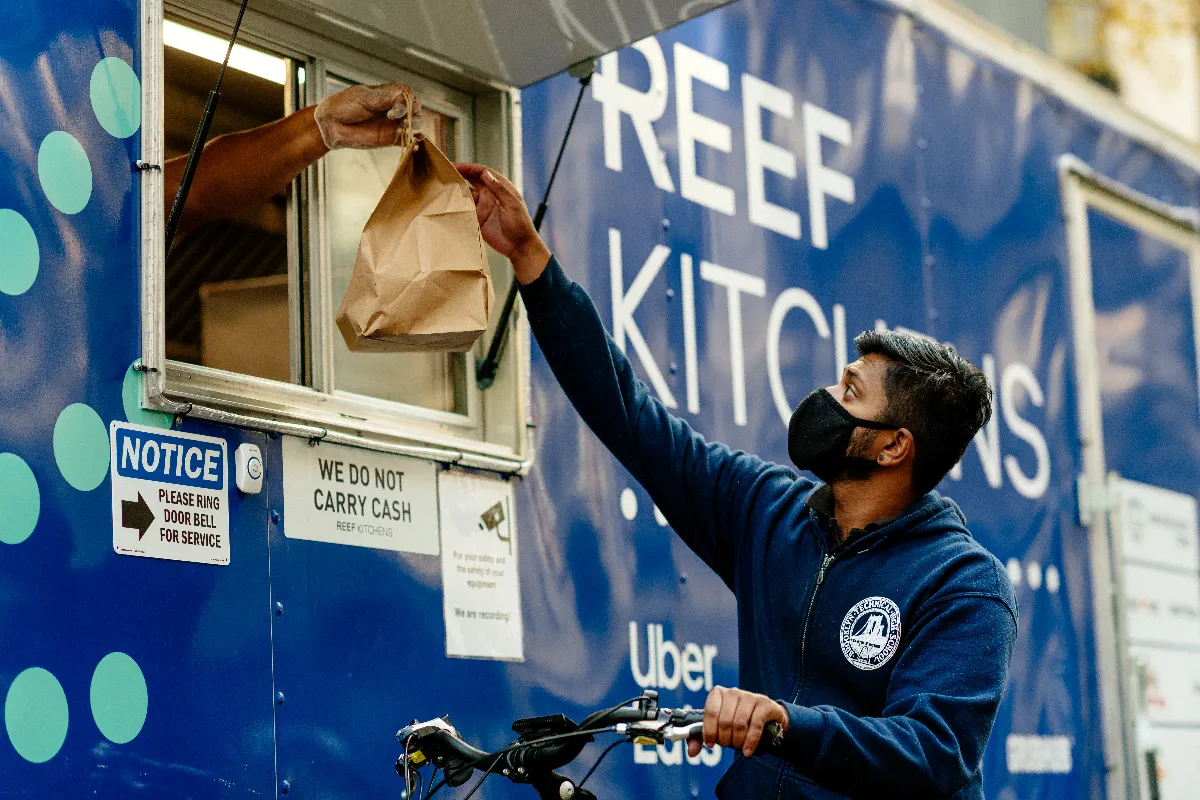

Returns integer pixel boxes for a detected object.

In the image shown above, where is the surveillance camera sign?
[440,470,522,661]
[109,422,230,565]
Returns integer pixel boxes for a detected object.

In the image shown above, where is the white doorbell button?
[235,443,264,494]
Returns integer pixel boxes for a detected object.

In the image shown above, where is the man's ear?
[875,428,914,468]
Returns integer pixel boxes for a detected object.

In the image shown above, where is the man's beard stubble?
[817,427,881,484]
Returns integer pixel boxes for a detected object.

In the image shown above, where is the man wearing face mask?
[454,164,1017,800]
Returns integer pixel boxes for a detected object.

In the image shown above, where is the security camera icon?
[478,501,511,553]
[480,501,504,532]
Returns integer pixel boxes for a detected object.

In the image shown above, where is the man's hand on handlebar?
[692,686,789,759]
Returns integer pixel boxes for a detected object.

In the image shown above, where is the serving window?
[141,2,528,471]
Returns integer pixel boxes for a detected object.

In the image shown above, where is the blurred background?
[966,0,1200,139]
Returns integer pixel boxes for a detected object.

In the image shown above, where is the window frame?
[311,64,480,430]
[140,0,531,473]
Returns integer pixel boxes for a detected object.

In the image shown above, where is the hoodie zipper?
[791,551,835,704]
[771,550,836,800]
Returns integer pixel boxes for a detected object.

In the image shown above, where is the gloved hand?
[314,83,421,150]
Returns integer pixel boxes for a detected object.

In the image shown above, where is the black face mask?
[788,388,901,482]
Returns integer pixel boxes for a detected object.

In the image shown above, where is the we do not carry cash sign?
[440,470,523,661]
[281,437,439,554]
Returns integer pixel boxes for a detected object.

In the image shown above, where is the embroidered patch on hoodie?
[840,596,902,670]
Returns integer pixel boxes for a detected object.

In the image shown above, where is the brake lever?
[662,721,704,742]
[657,720,786,749]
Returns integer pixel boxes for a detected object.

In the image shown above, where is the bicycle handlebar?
[396,691,783,799]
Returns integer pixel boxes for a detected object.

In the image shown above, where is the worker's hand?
[314,83,420,150]
[454,163,550,284]
[689,686,789,759]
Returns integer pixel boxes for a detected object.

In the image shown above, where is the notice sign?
[440,471,523,661]
[280,436,438,554]
[109,422,230,566]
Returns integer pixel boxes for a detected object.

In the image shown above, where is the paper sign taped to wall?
[440,470,522,661]
[281,436,439,554]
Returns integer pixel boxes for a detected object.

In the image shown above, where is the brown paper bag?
[336,131,493,353]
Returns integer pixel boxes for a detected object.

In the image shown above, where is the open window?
[140,0,528,472]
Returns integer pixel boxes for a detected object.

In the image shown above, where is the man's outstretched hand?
[454,163,551,285]
[689,686,789,759]
[314,83,420,150]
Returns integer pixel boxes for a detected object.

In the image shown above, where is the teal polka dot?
[90,57,141,139]
[0,209,39,296]
[90,653,147,744]
[5,668,68,763]
[38,132,92,215]
[122,363,172,429]
[0,454,39,545]
[53,403,109,491]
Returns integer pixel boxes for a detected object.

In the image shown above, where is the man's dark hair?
[854,329,993,495]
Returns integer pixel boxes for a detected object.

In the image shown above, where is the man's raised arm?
[455,164,798,580]
[165,83,418,235]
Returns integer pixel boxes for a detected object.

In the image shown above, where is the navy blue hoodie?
[520,257,1018,799]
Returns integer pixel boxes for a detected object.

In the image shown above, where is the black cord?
[576,739,623,789]
[475,70,593,389]
[422,725,621,798]
[402,734,414,797]
[164,0,252,254]
[580,695,650,730]
[422,776,446,799]
[460,754,505,800]
[464,725,619,772]
[422,766,439,800]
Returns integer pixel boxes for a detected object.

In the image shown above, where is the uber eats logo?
[628,622,723,767]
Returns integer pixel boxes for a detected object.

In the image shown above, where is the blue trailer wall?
[1,0,1199,798]
[519,1,1195,797]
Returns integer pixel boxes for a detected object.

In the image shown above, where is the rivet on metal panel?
[271,509,281,524]
[665,288,675,300]
[662,218,670,230]
[280,780,291,794]
[276,691,286,705]
[679,573,688,584]
[668,362,678,374]
[275,602,284,616]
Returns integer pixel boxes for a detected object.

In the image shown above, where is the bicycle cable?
[422,766,439,800]
[580,695,652,730]
[459,754,505,800]
[402,734,417,799]
[576,739,624,789]
[421,726,621,798]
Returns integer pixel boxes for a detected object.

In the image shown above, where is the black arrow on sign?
[122,493,155,540]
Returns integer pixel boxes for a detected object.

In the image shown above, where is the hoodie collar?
[805,484,968,553]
